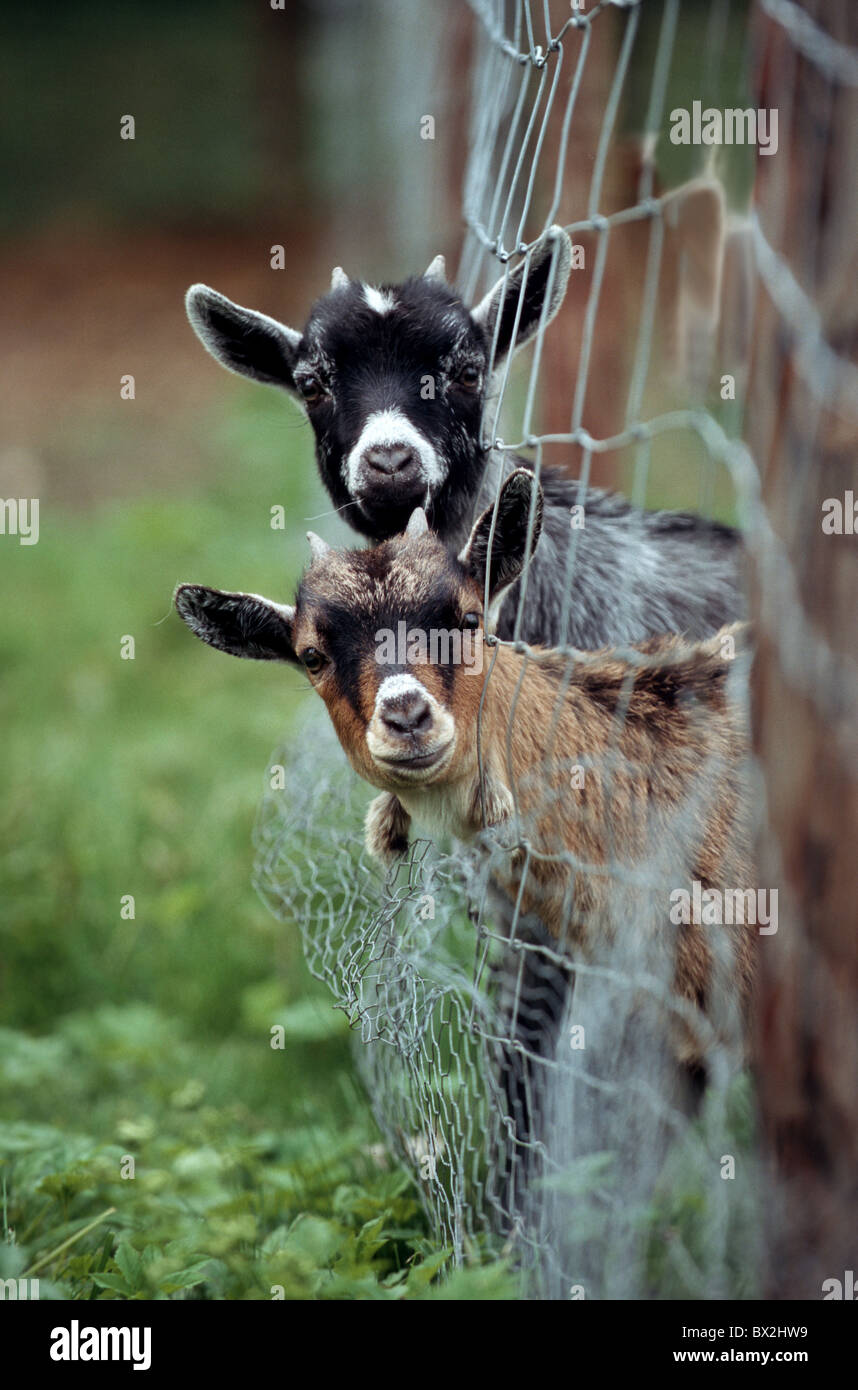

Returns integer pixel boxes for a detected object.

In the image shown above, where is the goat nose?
[381,691,432,735]
[364,444,416,476]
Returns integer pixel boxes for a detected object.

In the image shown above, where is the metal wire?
[254,0,858,1297]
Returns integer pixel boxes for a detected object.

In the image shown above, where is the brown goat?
[175,469,756,1061]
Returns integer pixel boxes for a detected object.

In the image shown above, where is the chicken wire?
[250,0,846,1297]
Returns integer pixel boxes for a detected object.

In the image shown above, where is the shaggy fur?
[174,472,755,1063]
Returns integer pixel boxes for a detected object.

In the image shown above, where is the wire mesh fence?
[253,0,857,1297]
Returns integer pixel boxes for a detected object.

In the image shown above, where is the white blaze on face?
[345,407,444,495]
[374,672,432,719]
[362,284,396,315]
[367,671,457,776]
[367,671,458,797]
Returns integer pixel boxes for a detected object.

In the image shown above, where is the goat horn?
[423,254,446,283]
[307,531,332,562]
[330,266,349,290]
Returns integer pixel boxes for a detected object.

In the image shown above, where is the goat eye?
[462,612,481,630]
[301,647,326,673]
[297,377,323,404]
[457,365,480,389]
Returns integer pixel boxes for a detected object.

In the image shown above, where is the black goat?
[186,229,744,649]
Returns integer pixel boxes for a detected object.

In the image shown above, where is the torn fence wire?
[254,0,858,1296]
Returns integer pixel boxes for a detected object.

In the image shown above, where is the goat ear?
[471,226,572,364]
[174,585,298,664]
[185,285,302,394]
[404,507,429,540]
[459,469,543,614]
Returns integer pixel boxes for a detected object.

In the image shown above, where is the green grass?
[0,388,515,1299]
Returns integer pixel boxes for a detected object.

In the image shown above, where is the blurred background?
[2,0,855,1300]
[0,0,518,1301]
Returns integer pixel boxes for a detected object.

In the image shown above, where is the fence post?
[747,0,858,1298]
